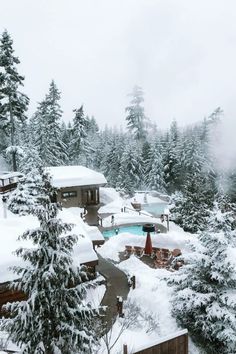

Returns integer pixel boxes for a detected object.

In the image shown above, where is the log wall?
[0,282,27,316]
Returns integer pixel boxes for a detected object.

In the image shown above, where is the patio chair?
[161,248,171,260]
[154,249,172,269]
[125,245,133,256]
[155,249,162,260]
[154,258,168,269]
[151,247,159,258]
[133,246,144,258]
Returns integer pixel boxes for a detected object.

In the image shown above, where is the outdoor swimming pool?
[142,202,167,217]
[102,225,155,238]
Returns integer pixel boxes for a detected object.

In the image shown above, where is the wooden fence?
[123,329,188,354]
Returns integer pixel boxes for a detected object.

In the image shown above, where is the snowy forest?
[1,28,236,354]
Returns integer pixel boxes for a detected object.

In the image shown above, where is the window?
[61,191,77,199]
[82,188,99,205]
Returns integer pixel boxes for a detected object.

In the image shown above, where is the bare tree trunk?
[9,95,17,171]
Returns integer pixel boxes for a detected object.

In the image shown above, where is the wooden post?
[166,214,169,232]
[131,275,136,289]
[9,95,17,171]
[123,344,128,354]
[2,196,7,219]
[116,296,124,317]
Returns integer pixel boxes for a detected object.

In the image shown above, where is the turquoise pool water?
[142,202,167,217]
[103,225,154,238]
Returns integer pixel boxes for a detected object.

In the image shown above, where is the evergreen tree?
[163,120,181,193]
[33,81,68,166]
[7,169,42,216]
[69,106,93,166]
[227,170,236,203]
[93,126,113,171]
[179,132,205,180]
[169,191,186,225]
[116,143,143,196]
[141,140,151,167]
[84,116,100,168]
[1,172,99,353]
[85,115,99,135]
[102,133,124,187]
[179,172,211,233]
[125,85,147,141]
[146,141,166,192]
[169,198,236,354]
[61,121,72,154]
[0,30,29,171]
[18,138,42,175]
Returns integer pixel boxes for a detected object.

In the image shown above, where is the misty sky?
[1,0,236,130]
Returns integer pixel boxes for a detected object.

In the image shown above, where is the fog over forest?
[0,0,236,132]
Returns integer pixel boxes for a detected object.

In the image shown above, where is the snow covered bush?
[168,197,236,354]
[1,171,100,354]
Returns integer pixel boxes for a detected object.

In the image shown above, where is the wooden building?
[47,165,107,209]
[0,210,101,317]
[0,171,24,194]
[124,329,188,354]
[0,261,99,317]
[0,256,99,317]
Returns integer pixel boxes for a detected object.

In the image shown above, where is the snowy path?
[97,255,130,330]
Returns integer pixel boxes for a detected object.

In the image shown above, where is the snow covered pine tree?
[0,30,29,171]
[169,195,236,354]
[1,171,99,354]
[7,168,42,216]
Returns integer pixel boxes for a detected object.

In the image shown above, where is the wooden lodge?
[0,171,24,194]
[47,165,107,209]
[0,257,99,317]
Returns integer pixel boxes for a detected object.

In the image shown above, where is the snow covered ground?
[97,223,201,354]
[99,188,200,353]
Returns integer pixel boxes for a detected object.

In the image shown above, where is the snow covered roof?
[46,165,107,188]
[0,171,23,180]
[0,208,99,284]
[133,329,188,352]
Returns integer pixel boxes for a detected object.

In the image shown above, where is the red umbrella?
[144,232,153,255]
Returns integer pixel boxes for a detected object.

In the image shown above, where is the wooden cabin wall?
[0,282,27,317]
[133,333,188,354]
